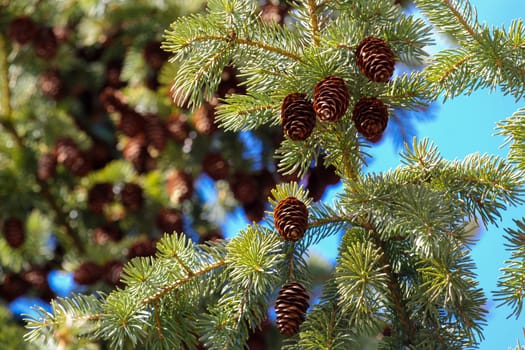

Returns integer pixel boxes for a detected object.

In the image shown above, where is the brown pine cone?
[199,230,224,243]
[355,37,395,83]
[261,2,290,25]
[120,182,144,211]
[156,208,184,234]
[33,26,58,59]
[166,170,194,203]
[118,109,145,137]
[0,273,30,302]
[55,137,81,166]
[127,239,157,259]
[313,76,349,122]
[105,59,123,88]
[102,260,124,285]
[230,173,259,205]
[8,16,38,45]
[273,196,308,241]
[39,69,63,99]
[217,65,246,98]
[37,152,57,181]
[87,140,113,170]
[243,199,266,222]
[143,41,170,70]
[122,136,157,174]
[351,97,389,142]
[307,169,327,202]
[193,102,217,135]
[87,182,114,215]
[144,114,167,151]
[275,282,309,336]
[281,93,316,141]
[202,152,230,181]
[2,217,25,249]
[166,113,190,143]
[73,261,103,285]
[92,224,123,244]
[99,87,127,113]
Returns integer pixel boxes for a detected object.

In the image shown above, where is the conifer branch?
[307,0,321,46]
[141,259,226,306]
[440,0,478,40]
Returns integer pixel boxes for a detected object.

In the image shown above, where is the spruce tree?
[0,0,524,349]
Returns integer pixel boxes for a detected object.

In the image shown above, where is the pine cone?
[92,224,123,244]
[33,26,58,59]
[102,260,124,286]
[87,182,114,215]
[144,113,167,151]
[281,93,316,141]
[55,137,91,176]
[351,97,389,142]
[122,136,157,174]
[275,282,309,336]
[243,199,266,222]
[105,59,123,88]
[73,261,103,285]
[99,87,127,113]
[273,196,308,241]
[261,2,290,25]
[87,140,113,170]
[39,69,63,99]
[313,76,349,122]
[202,152,230,180]
[193,102,217,135]
[118,109,145,137]
[166,170,194,203]
[166,113,190,143]
[127,239,157,259]
[217,66,246,98]
[143,41,170,70]
[355,37,395,83]
[8,16,38,45]
[230,173,259,205]
[2,217,25,249]
[156,208,184,234]
[37,152,57,181]
[120,182,144,211]
[0,273,29,302]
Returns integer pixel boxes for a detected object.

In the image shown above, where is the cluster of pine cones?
[281,36,395,143]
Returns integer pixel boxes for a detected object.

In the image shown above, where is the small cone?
[73,261,103,285]
[99,87,127,113]
[281,93,316,141]
[122,136,157,174]
[275,282,309,336]
[230,173,259,205]
[351,97,389,142]
[144,113,167,151]
[102,260,124,286]
[143,41,169,70]
[120,182,144,211]
[313,76,349,122]
[127,239,157,259]
[166,170,194,203]
[193,102,217,135]
[118,109,145,137]
[37,152,57,181]
[105,59,123,88]
[87,182,114,215]
[273,196,308,241]
[0,273,29,302]
[166,113,190,143]
[243,199,266,222]
[261,2,290,25]
[156,208,184,234]
[39,69,63,99]
[33,26,58,59]
[92,224,123,244]
[202,152,230,181]
[355,37,395,83]
[8,16,38,45]
[3,217,25,248]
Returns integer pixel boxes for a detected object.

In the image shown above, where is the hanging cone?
[2,217,25,249]
[355,37,395,83]
[144,113,167,151]
[273,196,308,241]
[261,2,290,25]
[33,26,58,59]
[122,136,157,174]
[166,113,190,143]
[166,170,194,203]
[313,76,349,122]
[202,152,230,180]
[87,140,114,171]
[73,261,103,285]
[118,109,145,137]
[102,260,124,286]
[243,199,266,222]
[92,224,123,244]
[120,182,144,211]
[39,69,63,99]
[230,173,259,205]
[275,282,309,336]
[99,87,127,113]
[37,152,57,181]
[155,208,184,234]
[143,41,170,70]
[0,273,30,302]
[127,239,157,259]
[281,93,316,141]
[105,59,123,88]
[8,16,38,45]
[351,97,389,142]
[193,101,218,135]
[87,182,115,215]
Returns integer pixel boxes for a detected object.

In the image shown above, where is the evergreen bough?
[12,0,525,349]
